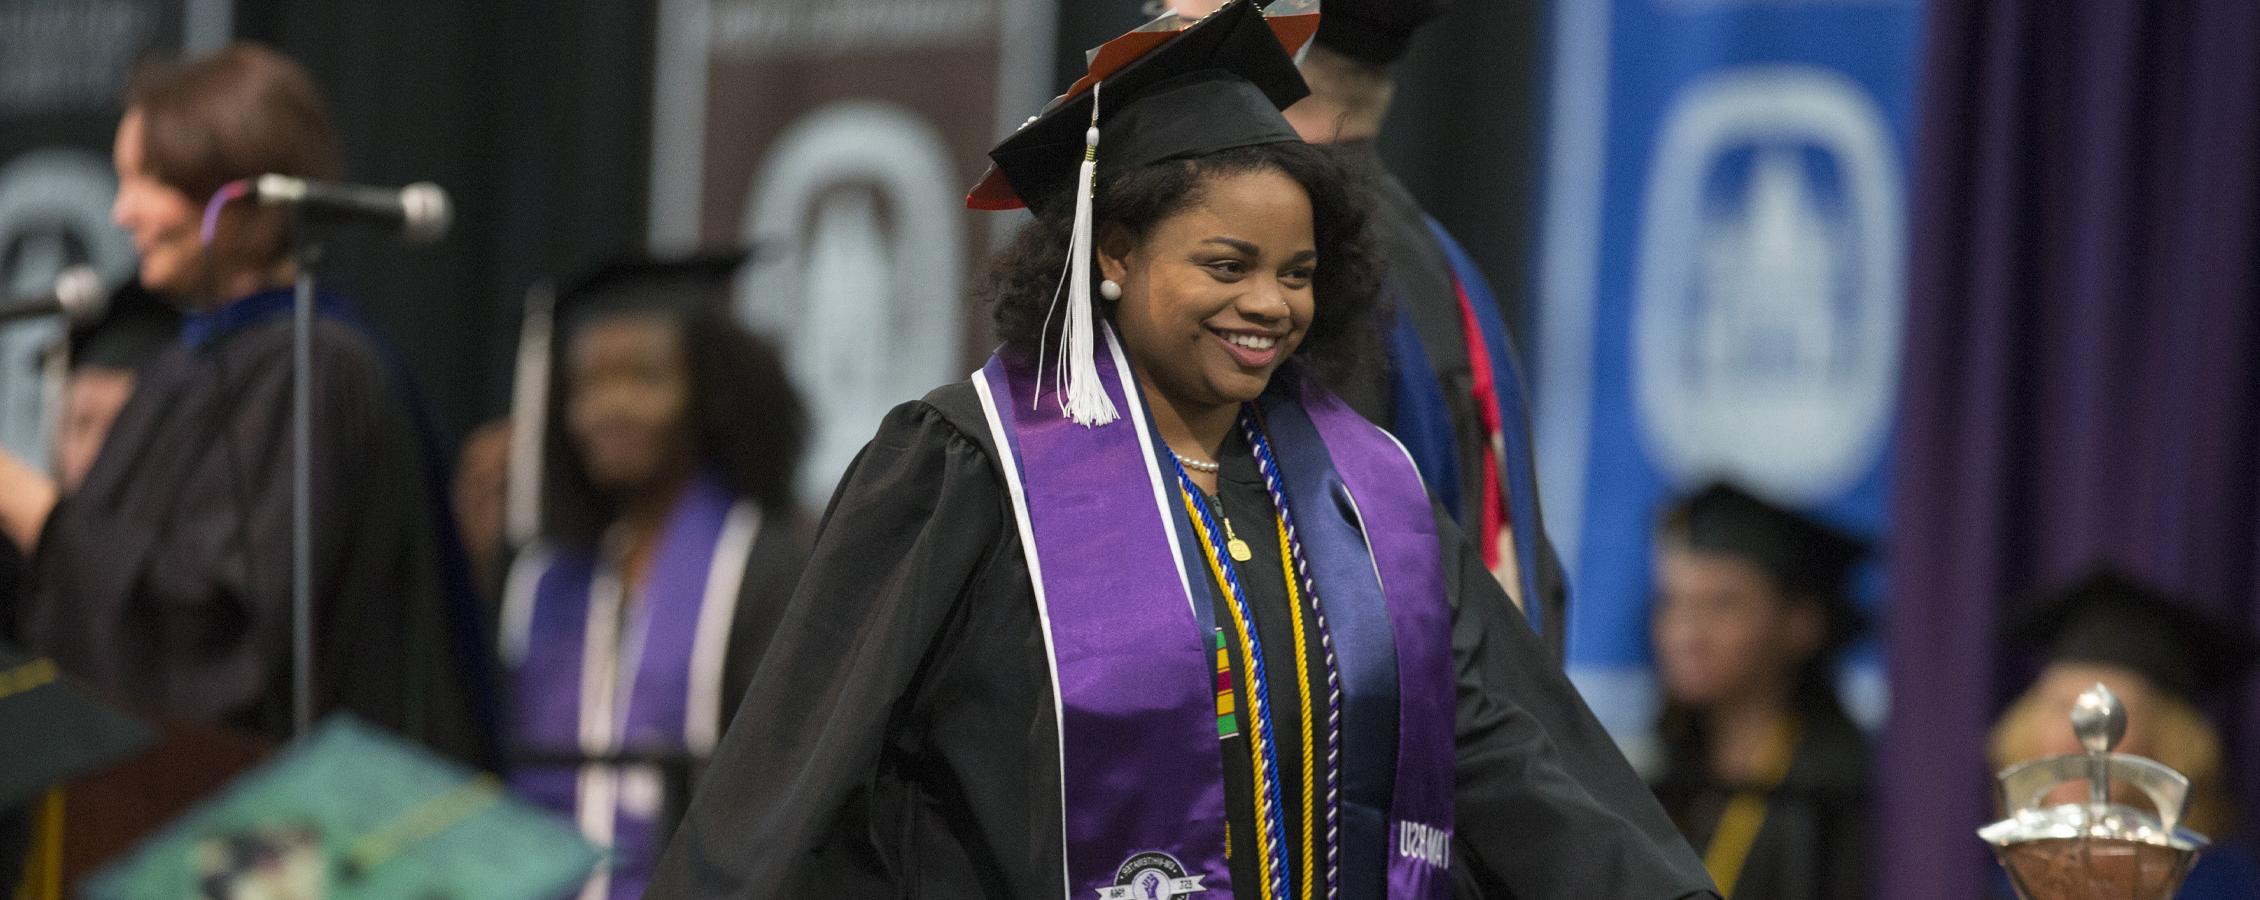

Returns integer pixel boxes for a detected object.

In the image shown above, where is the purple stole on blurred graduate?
[499,472,761,900]
[973,327,1458,900]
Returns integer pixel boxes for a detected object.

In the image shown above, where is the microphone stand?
[291,215,321,739]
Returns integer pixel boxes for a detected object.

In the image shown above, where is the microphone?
[0,266,108,326]
[252,175,453,243]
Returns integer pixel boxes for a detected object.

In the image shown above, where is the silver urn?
[1978,684,2208,900]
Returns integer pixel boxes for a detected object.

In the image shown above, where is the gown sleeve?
[1436,508,1720,900]
[717,506,813,733]
[646,398,1015,898]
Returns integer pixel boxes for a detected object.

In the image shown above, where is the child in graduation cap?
[1987,568,2260,900]
[649,4,1713,899]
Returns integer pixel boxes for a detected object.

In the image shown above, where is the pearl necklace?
[1173,451,1221,474]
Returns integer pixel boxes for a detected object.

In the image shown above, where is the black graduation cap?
[0,638,154,809]
[1312,0,1447,66]
[68,280,182,371]
[1659,481,1871,647]
[968,0,1314,213]
[2008,567,2260,702]
[966,0,1315,425]
[553,249,750,333]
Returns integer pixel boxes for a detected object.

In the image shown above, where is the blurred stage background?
[5,2,2258,898]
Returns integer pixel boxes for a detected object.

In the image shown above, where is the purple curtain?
[1883,3,2260,899]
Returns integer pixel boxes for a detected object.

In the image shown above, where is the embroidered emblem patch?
[1096,851,1208,900]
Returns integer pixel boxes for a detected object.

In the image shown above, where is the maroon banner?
[645,0,1054,508]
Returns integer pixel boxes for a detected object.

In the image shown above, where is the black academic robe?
[1652,706,1872,900]
[646,382,1715,899]
[713,511,810,728]
[19,310,485,760]
[1337,143,1569,657]
[0,536,22,644]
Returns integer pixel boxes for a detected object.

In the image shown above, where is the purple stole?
[973,327,1457,900]
[500,473,762,900]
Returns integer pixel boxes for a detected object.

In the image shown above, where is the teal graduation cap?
[85,717,599,900]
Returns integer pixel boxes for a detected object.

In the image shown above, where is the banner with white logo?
[647,0,1054,509]
[0,0,198,465]
[1533,0,1924,764]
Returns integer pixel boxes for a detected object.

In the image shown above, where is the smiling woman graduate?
[496,252,812,900]
[646,3,1714,899]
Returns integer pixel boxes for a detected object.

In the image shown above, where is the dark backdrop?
[234,0,656,443]
[228,0,1544,453]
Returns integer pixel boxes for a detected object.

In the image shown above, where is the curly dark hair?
[543,308,807,549]
[980,141,1386,389]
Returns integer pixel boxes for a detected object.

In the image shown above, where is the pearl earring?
[1099,279,1123,301]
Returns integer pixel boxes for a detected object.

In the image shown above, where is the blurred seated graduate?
[496,252,811,900]
[650,4,1712,898]
[1988,568,2260,900]
[52,280,181,497]
[1648,482,1872,900]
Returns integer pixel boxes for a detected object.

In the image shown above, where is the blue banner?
[1533,0,1923,763]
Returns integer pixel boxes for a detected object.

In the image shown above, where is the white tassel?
[1046,85,1119,427]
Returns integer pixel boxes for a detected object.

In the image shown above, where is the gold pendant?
[1220,510,1253,562]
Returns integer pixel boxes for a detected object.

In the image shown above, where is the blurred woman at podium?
[0,42,487,759]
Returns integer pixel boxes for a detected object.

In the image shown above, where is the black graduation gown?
[18,311,485,760]
[713,509,811,731]
[1335,143,1569,657]
[0,536,23,643]
[1652,706,1872,900]
[646,382,1715,899]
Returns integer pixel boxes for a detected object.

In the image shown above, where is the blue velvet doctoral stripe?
[1425,217,1548,641]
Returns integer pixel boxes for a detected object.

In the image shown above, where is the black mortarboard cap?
[0,638,154,809]
[1660,481,1870,647]
[553,249,750,334]
[968,0,1313,212]
[1312,0,1447,66]
[68,280,181,371]
[502,248,752,546]
[2008,567,2260,702]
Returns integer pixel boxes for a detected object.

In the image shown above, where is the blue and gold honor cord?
[1171,406,1343,900]
[1244,411,1344,900]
